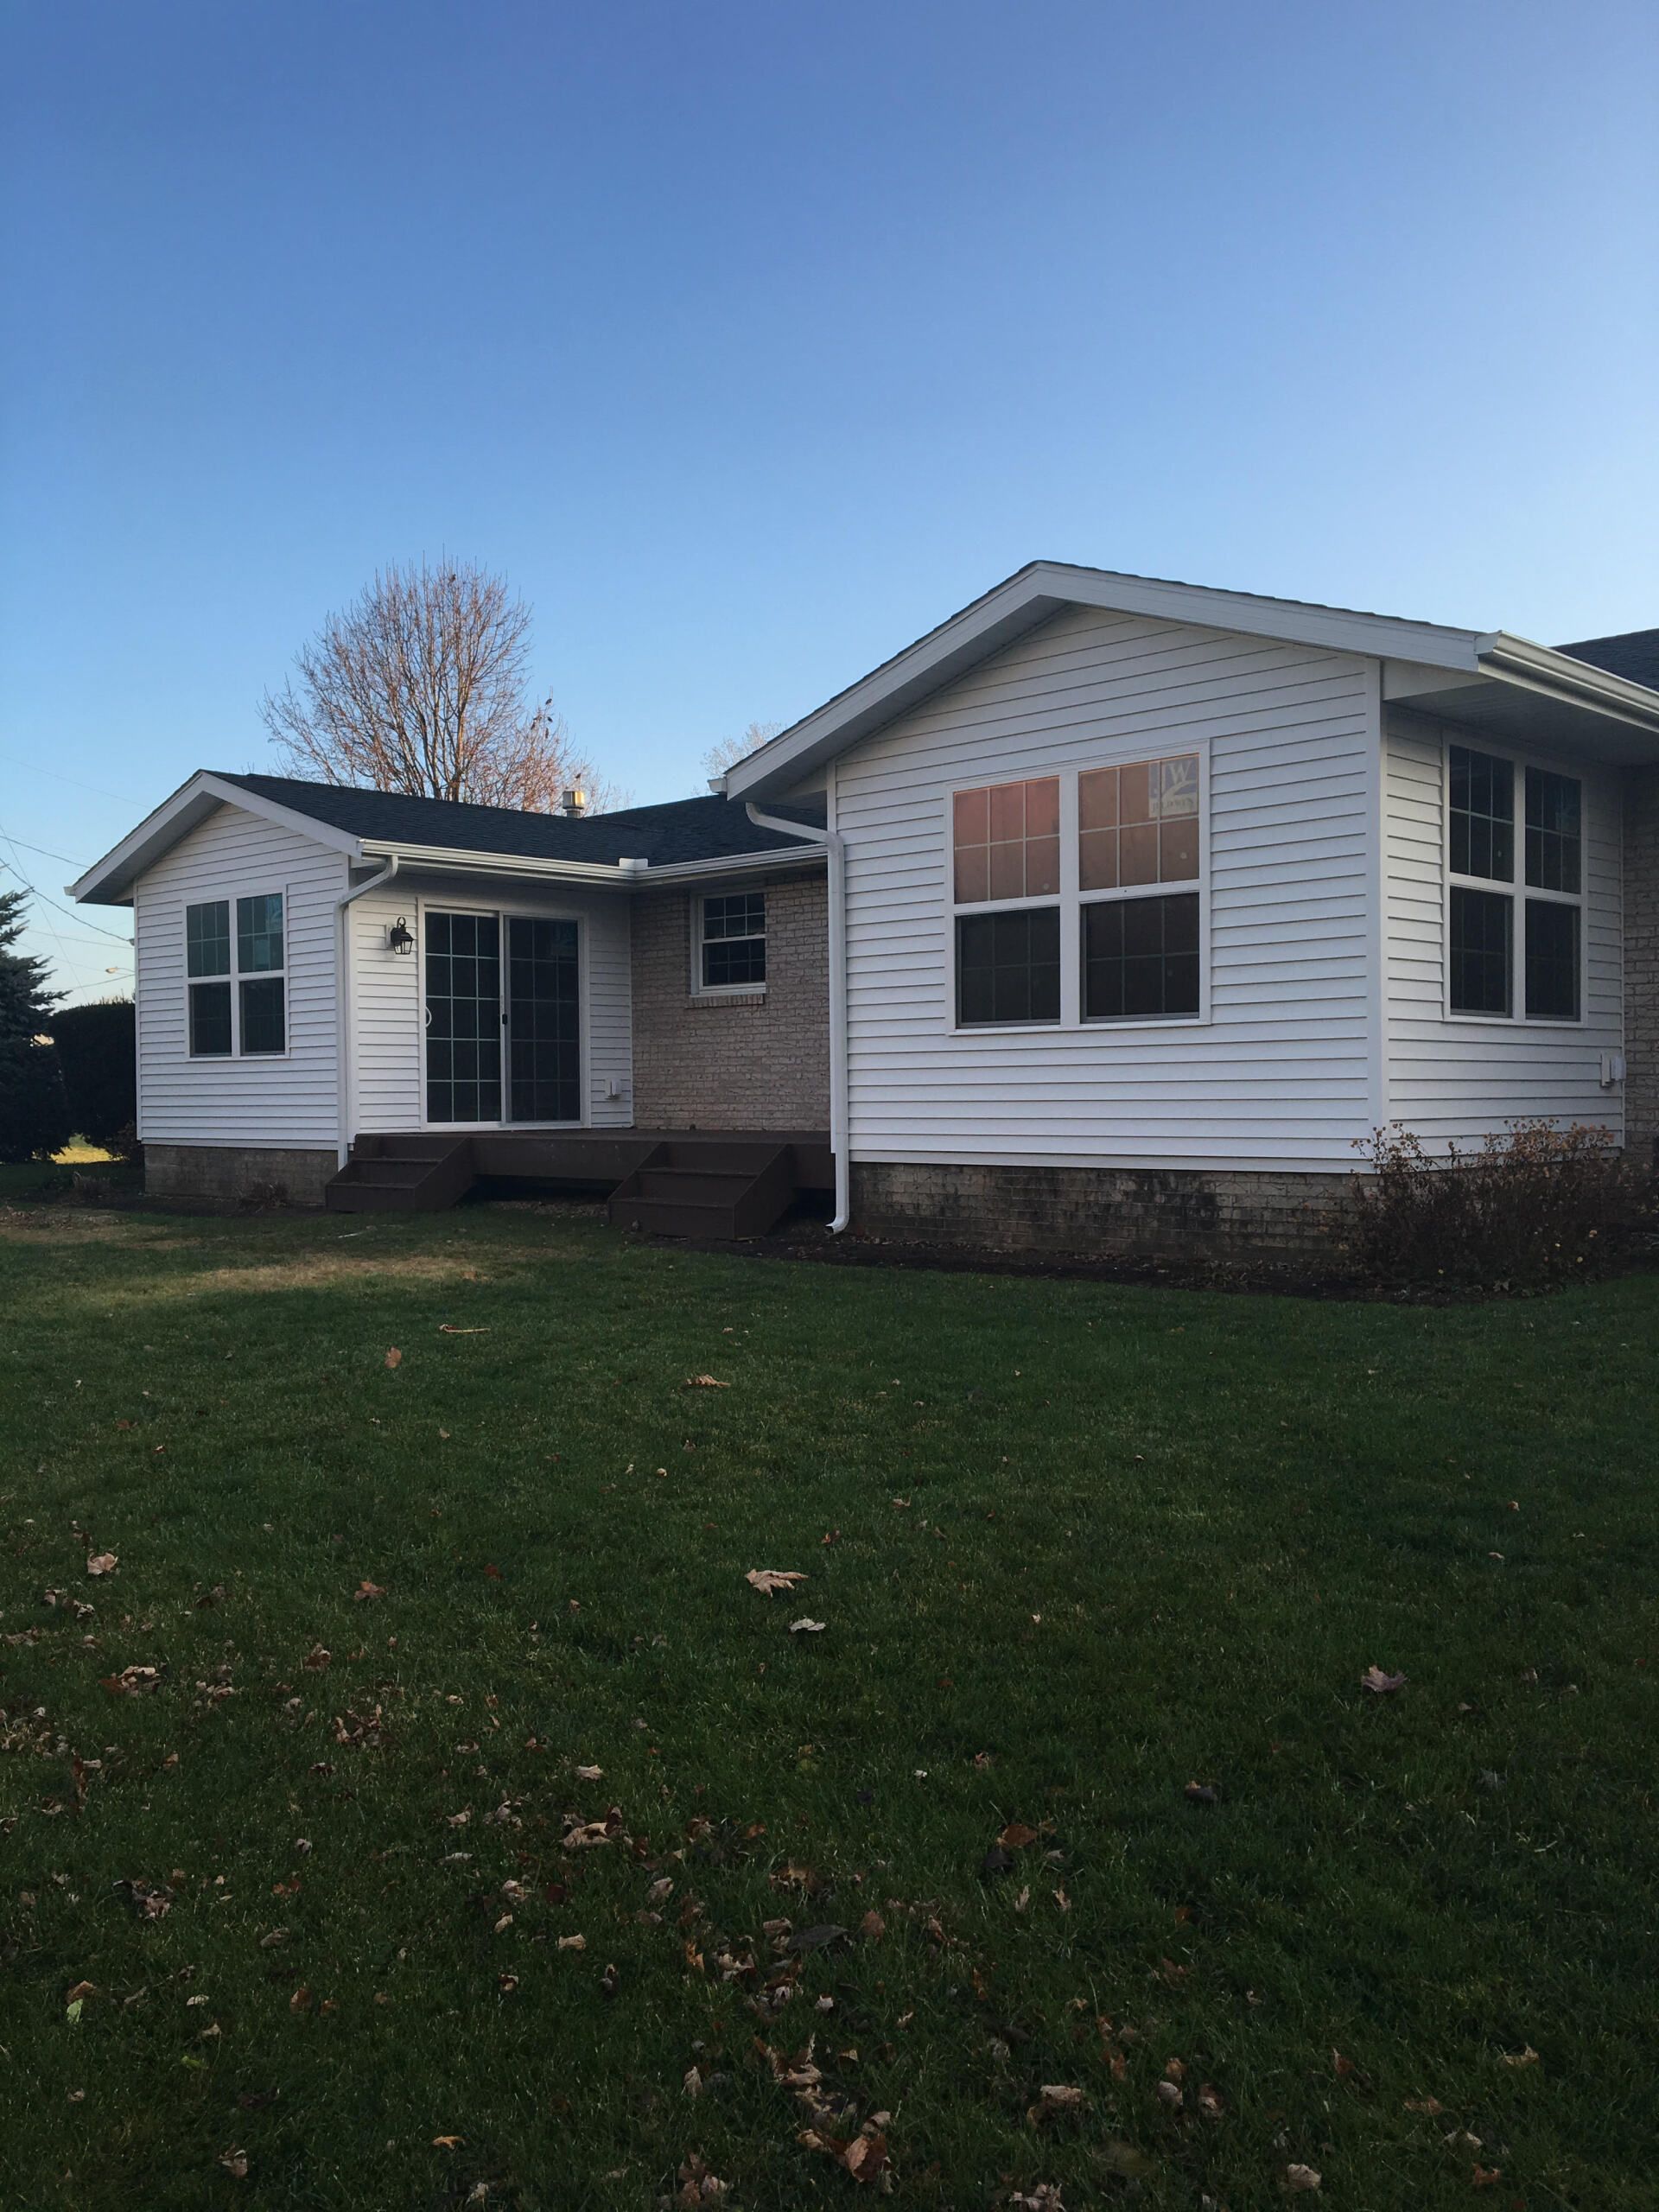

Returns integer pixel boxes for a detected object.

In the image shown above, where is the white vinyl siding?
[132,804,346,1147]
[834,602,1376,1170]
[345,872,632,1132]
[1383,712,1622,1146]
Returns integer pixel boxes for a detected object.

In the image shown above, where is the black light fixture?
[387,916,415,957]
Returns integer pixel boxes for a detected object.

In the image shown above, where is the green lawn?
[2,1196,1656,2211]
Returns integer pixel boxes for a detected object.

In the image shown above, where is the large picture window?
[186,892,285,1057]
[1446,743,1581,1022]
[950,755,1204,1029]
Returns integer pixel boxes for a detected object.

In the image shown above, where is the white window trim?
[1441,736,1587,1027]
[944,743,1211,1035]
[184,887,289,1060]
[691,889,767,999]
[415,896,590,1132]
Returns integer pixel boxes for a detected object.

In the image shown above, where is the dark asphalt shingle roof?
[218,773,823,868]
[1554,628,1659,692]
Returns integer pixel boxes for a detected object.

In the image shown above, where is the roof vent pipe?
[560,787,588,817]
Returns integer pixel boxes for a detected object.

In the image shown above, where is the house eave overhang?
[69,771,365,906]
[1388,636,1659,765]
[725,560,1494,801]
[725,561,1659,796]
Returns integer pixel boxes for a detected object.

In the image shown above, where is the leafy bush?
[1350,1121,1637,1288]
[49,998,136,1152]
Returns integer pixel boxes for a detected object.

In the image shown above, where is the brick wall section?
[1624,766,1659,1169]
[629,872,830,1129]
[852,1160,1357,1261]
[146,1143,336,1206]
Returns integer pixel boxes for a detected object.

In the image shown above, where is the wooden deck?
[326,1128,833,1232]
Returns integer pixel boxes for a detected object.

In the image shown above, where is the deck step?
[606,1141,798,1240]
[325,1135,477,1213]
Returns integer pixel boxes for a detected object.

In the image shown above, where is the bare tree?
[261,559,619,811]
[704,720,783,782]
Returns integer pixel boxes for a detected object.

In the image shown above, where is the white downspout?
[334,854,400,1167]
[744,801,850,1233]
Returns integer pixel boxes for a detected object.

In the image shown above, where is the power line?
[0,850,135,945]
[3,834,88,867]
[0,754,140,805]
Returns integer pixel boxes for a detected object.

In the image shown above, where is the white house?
[73,563,1659,1255]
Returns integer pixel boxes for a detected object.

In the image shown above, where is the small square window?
[1083,893,1199,1020]
[951,777,1062,905]
[701,893,766,989]
[956,907,1060,1026]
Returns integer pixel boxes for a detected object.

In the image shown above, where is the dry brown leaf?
[790,1618,826,1635]
[575,1764,603,1782]
[556,1933,586,1951]
[1285,2165,1322,2193]
[1471,2168,1503,2189]
[431,2134,463,2149]
[998,1821,1040,1850]
[1029,2083,1087,2123]
[1403,2095,1444,2114]
[353,1580,386,1602]
[384,1349,402,1370]
[746,1569,806,1596]
[219,2150,249,2179]
[100,1664,160,1696]
[1501,2044,1540,2068]
[1360,1665,1407,1694]
[684,1375,730,1389]
[86,1553,118,1578]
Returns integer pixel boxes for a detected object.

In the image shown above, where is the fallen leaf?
[431,2135,463,2149]
[684,1375,730,1389]
[1471,2170,1503,2189]
[1028,2082,1087,2124]
[1360,1666,1407,1694]
[353,1580,386,1602]
[86,1553,118,1578]
[790,1618,826,1635]
[859,1910,885,1941]
[557,1933,586,1951]
[1285,2165,1322,2193]
[746,1569,806,1596]
[100,1664,161,1697]
[1197,2082,1224,2120]
[575,1764,603,1782]
[384,1349,402,1370]
[1403,2096,1444,2114]
[998,1821,1041,1850]
[1184,1781,1219,1806]
[219,2150,249,2179]
[437,1325,489,1335]
[1501,2045,1541,2068]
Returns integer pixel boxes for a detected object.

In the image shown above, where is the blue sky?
[3,0,1656,1001]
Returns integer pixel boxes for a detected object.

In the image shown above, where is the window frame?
[692,889,767,999]
[1441,739,1586,1027]
[945,746,1210,1036]
[183,887,289,1060]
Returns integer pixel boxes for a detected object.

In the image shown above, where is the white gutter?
[1475,633,1659,733]
[353,840,823,887]
[745,803,849,1235]
[334,854,401,1166]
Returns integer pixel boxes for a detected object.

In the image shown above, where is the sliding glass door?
[425,912,502,1124]
[424,910,582,1126]
[506,917,580,1123]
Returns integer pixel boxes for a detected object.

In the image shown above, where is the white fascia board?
[727,560,1488,800]
[1475,632,1659,734]
[69,770,365,905]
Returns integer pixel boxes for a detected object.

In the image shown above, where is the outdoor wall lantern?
[387,916,416,957]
